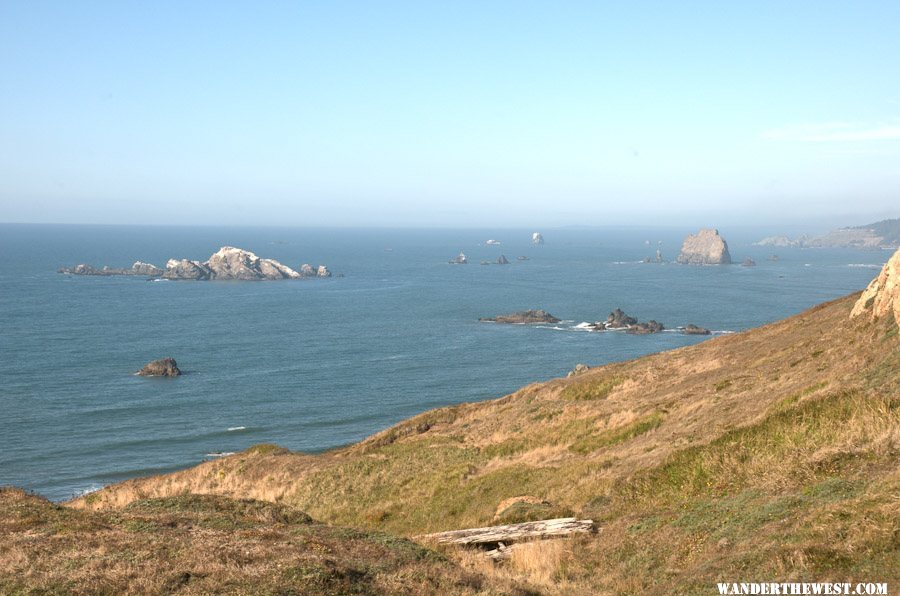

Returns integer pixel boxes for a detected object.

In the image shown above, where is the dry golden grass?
[0,489,530,595]
[453,539,570,587]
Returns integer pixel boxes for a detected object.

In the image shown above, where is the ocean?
[0,223,888,501]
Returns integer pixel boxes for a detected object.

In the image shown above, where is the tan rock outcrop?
[851,248,900,327]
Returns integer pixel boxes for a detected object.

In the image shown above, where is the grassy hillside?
[59,288,900,593]
[2,266,896,593]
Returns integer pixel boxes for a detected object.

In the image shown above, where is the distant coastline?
[755,217,900,250]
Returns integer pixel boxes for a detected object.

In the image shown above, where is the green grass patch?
[126,495,313,526]
[801,477,862,502]
[770,382,828,412]
[481,437,531,459]
[863,346,900,393]
[244,443,289,456]
[620,390,897,507]
[562,376,625,400]
[494,500,573,524]
[569,412,664,455]
[121,518,162,533]
[671,490,805,540]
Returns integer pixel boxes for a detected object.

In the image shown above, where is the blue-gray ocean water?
[0,224,888,501]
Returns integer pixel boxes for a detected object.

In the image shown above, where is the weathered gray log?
[418,517,594,546]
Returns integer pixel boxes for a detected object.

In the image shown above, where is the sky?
[1,1,898,228]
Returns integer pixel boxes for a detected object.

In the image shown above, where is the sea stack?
[676,229,732,265]
[682,324,711,335]
[449,251,468,264]
[532,232,544,245]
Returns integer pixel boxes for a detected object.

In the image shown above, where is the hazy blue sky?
[1,1,898,227]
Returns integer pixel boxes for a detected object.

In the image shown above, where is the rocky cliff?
[851,247,900,328]
[676,228,732,264]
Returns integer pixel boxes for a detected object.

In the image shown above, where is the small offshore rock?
[742,257,757,267]
[627,320,664,335]
[480,310,561,324]
[682,324,712,335]
[449,251,468,264]
[587,309,665,333]
[497,254,510,265]
[137,358,182,377]
[606,308,638,328]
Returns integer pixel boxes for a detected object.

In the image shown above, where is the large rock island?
[162,247,306,280]
[60,247,332,281]
[676,228,732,265]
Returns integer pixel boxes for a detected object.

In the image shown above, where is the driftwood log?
[418,517,594,557]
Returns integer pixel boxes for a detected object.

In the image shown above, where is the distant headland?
[755,217,900,250]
